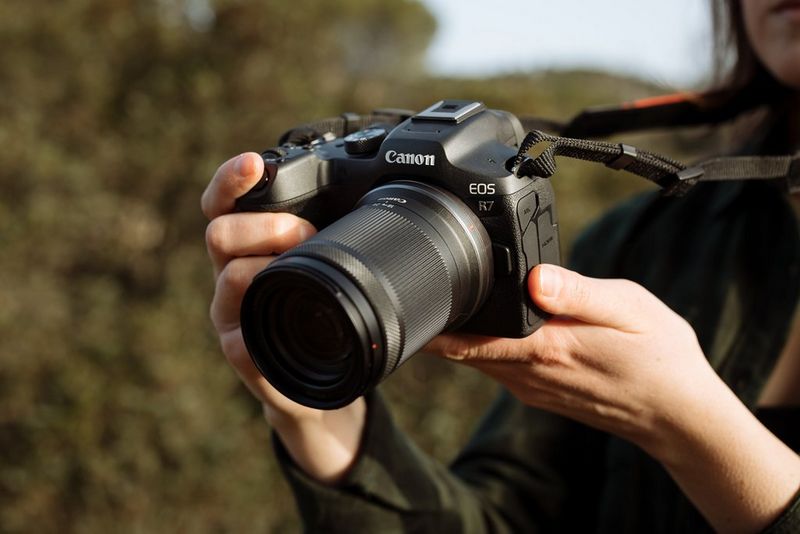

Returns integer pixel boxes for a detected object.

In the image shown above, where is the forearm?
[652,375,800,533]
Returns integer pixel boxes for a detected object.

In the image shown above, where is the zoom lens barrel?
[240,181,493,409]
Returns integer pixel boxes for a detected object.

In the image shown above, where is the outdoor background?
[0,1,728,532]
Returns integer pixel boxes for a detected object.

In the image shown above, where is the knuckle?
[217,259,256,295]
[220,332,250,370]
[265,213,314,251]
[533,346,561,367]
[450,341,473,361]
[266,213,300,238]
[445,338,476,361]
[618,278,644,293]
[527,326,567,366]
[202,166,230,218]
[205,218,229,254]
[569,275,592,308]
[534,338,567,366]
[675,315,698,341]
[620,280,646,306]
[208,292,231,332]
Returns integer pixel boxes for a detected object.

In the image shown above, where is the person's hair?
[711,0,762,91]
[709,0,798,153]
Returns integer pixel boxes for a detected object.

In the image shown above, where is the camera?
[236,100,560,409]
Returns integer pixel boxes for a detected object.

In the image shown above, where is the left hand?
[425,263,720,460]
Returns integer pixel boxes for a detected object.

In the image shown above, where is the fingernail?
[538,264,559,298]
[299,223,315,241]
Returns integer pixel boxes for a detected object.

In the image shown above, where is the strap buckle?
[786,157,800,194]
[605,144,638,171]
[663,166,704,196]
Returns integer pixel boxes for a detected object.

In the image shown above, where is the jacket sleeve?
[763,489,800,534]
[273,192,662,533]
[274,390,608,533]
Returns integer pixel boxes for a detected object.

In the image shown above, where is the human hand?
[425,263,719,460]
[427,263,800,532]
[202,152,366,483]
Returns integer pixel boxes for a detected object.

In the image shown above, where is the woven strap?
[511,130,800,196]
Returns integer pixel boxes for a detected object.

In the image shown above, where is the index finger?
[201,152,264,220]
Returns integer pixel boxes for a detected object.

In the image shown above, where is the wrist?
[635,373,800,533]
[268,398,367,484]
[635,366,733,467]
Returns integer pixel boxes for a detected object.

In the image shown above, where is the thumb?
[528,264,651,330]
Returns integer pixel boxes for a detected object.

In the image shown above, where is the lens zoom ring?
[330,207,453,358]
[287,206,452,377]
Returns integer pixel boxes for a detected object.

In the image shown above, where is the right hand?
[202,152,366,484]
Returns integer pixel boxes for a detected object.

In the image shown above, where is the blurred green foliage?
[0,1,721,532]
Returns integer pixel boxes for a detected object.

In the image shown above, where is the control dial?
[344,127,387,155]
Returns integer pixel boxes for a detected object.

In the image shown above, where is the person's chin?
[759,37,800,89]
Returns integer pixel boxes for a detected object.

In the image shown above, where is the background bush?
[0,1,720,531]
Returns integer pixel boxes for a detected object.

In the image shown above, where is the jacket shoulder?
[568,181,745,279]
[568,189,661,277]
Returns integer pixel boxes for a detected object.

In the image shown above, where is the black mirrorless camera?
[236,100,560,409]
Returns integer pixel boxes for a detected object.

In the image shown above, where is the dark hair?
[709,0,798,153]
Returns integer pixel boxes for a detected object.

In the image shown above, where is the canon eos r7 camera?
[236,100,560,409]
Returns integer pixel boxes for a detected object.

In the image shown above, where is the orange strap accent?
[622,92,696,110]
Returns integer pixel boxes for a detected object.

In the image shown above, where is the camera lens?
[269,285,352,382]
[241,181,493,409]
[243,260,382,407]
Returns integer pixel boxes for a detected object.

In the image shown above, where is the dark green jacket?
[275,180,800,533]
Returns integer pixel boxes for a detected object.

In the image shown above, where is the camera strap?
[510,128,800,196]
[514,92,800,196]
[543,91,758,139]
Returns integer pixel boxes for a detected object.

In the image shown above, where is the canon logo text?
[385,150,435,166]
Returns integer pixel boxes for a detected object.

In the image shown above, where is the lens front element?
[270,283,353,383]
[243,259,382,408]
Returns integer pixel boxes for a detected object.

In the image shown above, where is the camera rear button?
[515,191,539,234]
[522,225,540,268]
[491,243,513,277]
